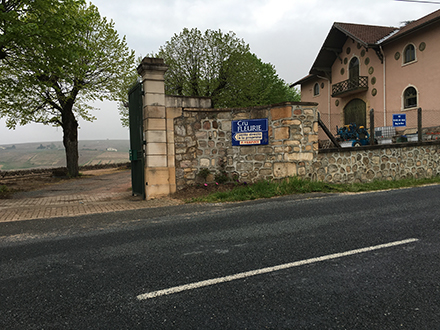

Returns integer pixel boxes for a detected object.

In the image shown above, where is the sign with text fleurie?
[232,119,269,146]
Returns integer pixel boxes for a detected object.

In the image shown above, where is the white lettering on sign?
[231,119,268,146]
[233,132,263,141]
[236,120,262,132]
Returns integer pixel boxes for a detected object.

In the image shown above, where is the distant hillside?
[0,140,129,171]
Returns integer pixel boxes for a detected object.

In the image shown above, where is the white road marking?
[137,238,418,300]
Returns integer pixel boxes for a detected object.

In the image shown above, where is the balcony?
[331,76,368,97]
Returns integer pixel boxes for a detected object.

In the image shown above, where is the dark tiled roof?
[297,9,440,83]
[383,8,440,43]
[334,23,398,45]
[291,74,316,87]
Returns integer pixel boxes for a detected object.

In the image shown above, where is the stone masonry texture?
[313,143,440,183]
[173,101,440,190]
[174,102,319,189]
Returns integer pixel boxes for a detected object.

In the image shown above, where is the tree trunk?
[62,109,79,177]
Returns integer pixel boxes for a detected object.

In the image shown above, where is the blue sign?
[393,114,407,127]
[232,119,268,146]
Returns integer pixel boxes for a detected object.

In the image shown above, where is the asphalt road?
[1,185,440,329]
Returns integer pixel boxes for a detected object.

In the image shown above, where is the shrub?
[198,168,211,181]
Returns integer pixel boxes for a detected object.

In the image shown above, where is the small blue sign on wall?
[393,114,407,127]
[232,119,269,146]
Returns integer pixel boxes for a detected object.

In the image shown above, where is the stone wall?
[174,100,440,189]
[0,162,130,179]
[174,102,319,189]
[313,142,440,183]
[137,57,440,199]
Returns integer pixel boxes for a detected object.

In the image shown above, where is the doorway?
[344,98,366,127]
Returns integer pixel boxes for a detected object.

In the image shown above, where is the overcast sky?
[1,0,439,145]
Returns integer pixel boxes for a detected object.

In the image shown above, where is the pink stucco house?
[293,9,440,141]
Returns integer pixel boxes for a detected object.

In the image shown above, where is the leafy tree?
[120,28,299,127]
[0,0,26,59]
[0,0,81,60]
[0,2,136,177]
[211,51,300,108]
[154,28,300,108]
[0,0,34,60]
[157,28,249,98]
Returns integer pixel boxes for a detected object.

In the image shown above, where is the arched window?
[404,86,417,109]
[404,44,416,64]
[349,57,360,80]
[313,83,320,96]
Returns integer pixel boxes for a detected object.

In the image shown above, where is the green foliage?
[156,28,249,98]
[186,176,440,203]
[1,2,135,128]
[214,171,229,184]
[153,28,300,108]
[213,158,229,184]
[0,184,11,198]
[198,168,211,181]
[0,1,136,176]
[218,53,301,108]
[1,0,64,60]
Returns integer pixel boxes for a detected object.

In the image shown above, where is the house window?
[349,57,359,80]
[404,87,417,109]
[313,83,320,96]
[404,44,416,64]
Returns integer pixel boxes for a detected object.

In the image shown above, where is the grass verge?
[187,176,440,203]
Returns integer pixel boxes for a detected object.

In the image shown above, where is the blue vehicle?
[336,123,372,147]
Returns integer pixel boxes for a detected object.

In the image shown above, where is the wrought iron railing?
[331,76,368,97]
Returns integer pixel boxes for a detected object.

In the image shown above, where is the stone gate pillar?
[137,57,173,199]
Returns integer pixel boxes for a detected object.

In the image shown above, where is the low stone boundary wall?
[313,142,440,183]
[174,102,319,189]
[0,162,130,179]
[174,103,440,189]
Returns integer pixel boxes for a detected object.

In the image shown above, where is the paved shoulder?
[0,169,183,222]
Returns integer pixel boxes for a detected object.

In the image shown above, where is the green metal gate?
[344,98,366,127]
[128,82,145,199]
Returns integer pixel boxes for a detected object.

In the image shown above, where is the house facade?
[293,9,440,140]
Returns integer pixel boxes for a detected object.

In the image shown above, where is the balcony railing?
[331,76,368,97]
